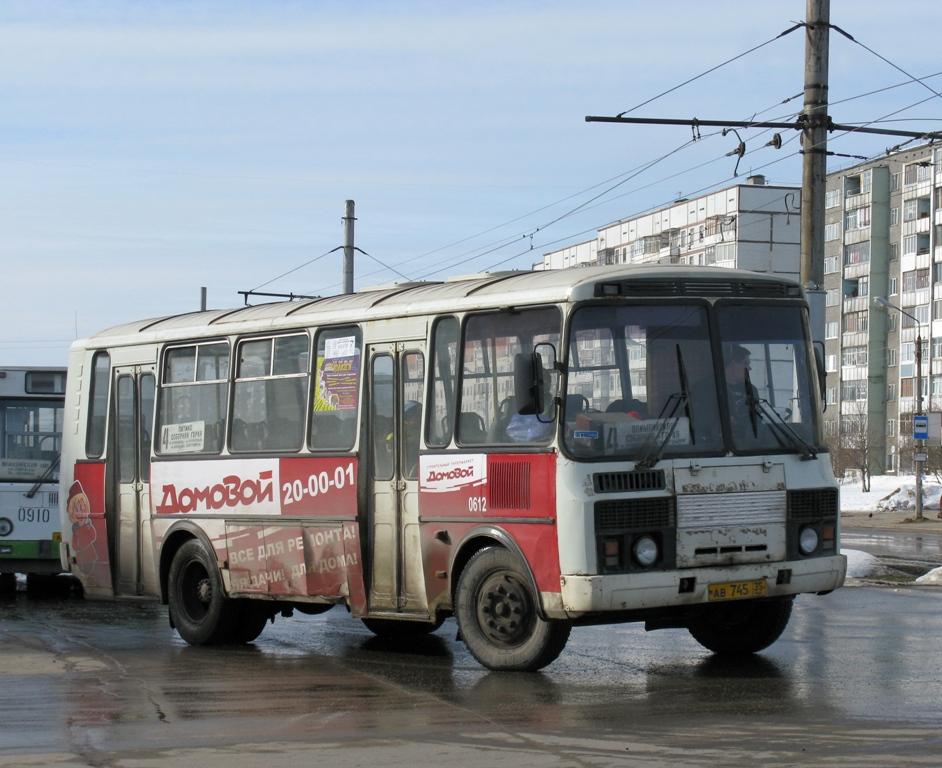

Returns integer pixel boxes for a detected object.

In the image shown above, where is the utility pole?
[343,200,356,294]
[800,0,830,340]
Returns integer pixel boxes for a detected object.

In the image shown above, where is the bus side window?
[427,317,458,448]
[458,308,560,445]
[310,327,362,451]
[86,351,111,459]
[156,342,229,455]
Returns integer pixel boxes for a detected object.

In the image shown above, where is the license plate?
[708,578,768,601]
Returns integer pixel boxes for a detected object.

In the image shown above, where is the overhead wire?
[267,39,942,293]
[614,23,804,117]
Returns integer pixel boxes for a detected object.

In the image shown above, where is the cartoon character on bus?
[66,480,111,589]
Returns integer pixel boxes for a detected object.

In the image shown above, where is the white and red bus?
[1,367,66,592]
[59,265,845,670]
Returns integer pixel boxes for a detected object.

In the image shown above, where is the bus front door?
[112,366,156,596]
[367,344,428,615]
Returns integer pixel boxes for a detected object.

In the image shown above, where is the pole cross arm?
[584,115,942,142]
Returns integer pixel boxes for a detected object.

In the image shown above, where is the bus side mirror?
[813,341,826,408]
[514,352,543,415]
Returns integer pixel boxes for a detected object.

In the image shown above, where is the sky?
[2,0,941,366]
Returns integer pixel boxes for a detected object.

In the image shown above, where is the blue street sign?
[913,414,929,440]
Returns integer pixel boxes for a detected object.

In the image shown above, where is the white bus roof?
[76,265,799,350]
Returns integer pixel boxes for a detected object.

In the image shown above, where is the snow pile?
[875,483,942,513]
[915,566,942,585]
[842,548,879,578]
[839,474,942,515]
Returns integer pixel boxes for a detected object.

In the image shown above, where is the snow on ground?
[839,474,942,515]
[843,548,880,579]
[915,566,942,585]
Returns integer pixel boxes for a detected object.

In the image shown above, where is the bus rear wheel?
[168,540,237,646]
[455,547,571,671]
[688,596,793,656]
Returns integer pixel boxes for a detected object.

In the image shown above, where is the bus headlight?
[798,526,819,555]
[0,518,12,537]
[632,535,659,567]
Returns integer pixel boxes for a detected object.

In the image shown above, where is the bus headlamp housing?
[798,525,819,555]
[0,517,12,537]
[632,535,659,567]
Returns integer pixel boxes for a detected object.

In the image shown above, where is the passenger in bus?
[505,410,554,442]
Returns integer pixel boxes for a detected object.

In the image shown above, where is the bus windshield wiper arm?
[637,345,692,469]
[25,454,60,499]
[753,398,818,460]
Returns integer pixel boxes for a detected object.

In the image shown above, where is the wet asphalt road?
[1,555,941,766]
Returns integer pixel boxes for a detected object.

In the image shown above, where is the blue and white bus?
[0,367,66,592]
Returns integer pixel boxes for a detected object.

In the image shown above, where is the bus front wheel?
[455,547,571,671]
[168,540,237,645]
[687,596,793,656]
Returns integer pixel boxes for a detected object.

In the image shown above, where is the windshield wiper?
[637,345,693,468]
[752,398,818,460]
[25,454,60,499]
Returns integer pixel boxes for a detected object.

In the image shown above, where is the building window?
[887,383,896,400]
[890,206,899,225]
[826,387,837,406]
[889,277,898,295]
[825,222,841,242]
[824,256,839,274]
[844,241,870,266]
[826,288,840,307]
[887,348,897,367]
[842,311,869,333]
[826,354,837,372]
[887,419,896,437]
[844,206,870,230]
[901,378,914,398]
[841,380,867,401]
[903,199,918,222]
[890,242,899,260]
[825,189,841,208]
[842,346,868,367]
[826,321,838,339]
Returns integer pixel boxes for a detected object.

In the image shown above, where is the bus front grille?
[593,469,666,493]
[787,488,838,521]
[595,497,675,532]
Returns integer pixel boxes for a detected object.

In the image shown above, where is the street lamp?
[873,296,925,520]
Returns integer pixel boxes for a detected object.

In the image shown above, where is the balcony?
[843,262,870,279]
[844,191,872,210]
[844,227,871,246]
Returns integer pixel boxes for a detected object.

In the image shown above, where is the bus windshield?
[716,304,819,454]
[563,302,820,460]
[0,398,63,482]
[564,304,724,459]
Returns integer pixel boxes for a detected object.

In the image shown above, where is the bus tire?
[688,596,793,656]
[361,616,444,638]
[455,547,571,671]
[168,539,237,646]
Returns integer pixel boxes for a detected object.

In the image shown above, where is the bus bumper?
[557,554,847,616]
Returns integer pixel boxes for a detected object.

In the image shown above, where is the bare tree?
[838,403,876,492]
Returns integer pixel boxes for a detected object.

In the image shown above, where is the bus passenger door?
[366,343,428,615]
[112,365,156,596]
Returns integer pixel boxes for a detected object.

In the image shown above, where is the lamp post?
[873,296,925,520]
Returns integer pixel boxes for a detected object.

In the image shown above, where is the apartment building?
[823,144,942,473]
[536,177,801,279]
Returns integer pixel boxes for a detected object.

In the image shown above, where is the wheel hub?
[195,577,212,605]
[476,571,532,647]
